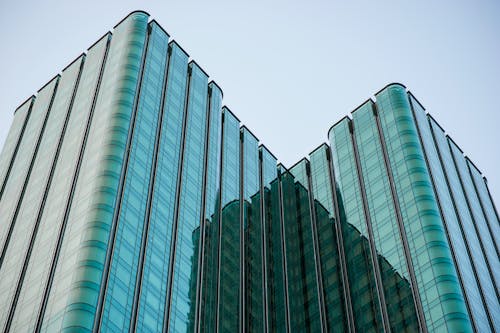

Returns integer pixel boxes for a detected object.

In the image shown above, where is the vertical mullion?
[239,129,245,333]
[258,148,269,333]
[215,111,225,333]
[277,166,291,333]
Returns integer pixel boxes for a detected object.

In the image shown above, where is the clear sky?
[0,0,499,204]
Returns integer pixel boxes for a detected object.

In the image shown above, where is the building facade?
[0,11,498,333]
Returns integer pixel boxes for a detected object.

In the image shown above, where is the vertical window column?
[135,41,189,333]
[329,117,390,333]
[166,62,209,332]
[286,160,322,331]
[240,127,260,332]
[217,107,241,333]
[308,144,351,333]
[261,163,290,332]
[196,81,223,333]
[259,145,277,333]
[352,100,420,332]
[98,22,169,333]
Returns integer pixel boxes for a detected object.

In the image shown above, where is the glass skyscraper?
[0,11,498,333]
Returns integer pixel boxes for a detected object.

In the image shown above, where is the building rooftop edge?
[208,80,223,98]
[168,40,190,58]
[87,32,112,51]
[465,156,482,175]
[37,75,60,93]
[13,95,36,115]
[350,98,375,115]
[61,53,85,73]
[240,125,259,143]
[309,142,329,157]
[407,91,426,110]
[259,144,279,161]
[446,134,465,154]
[327,115,351,138]
[149,19,170,38]
[113,10,150,29]
[222,106,241,123]
[427,114,446,133]
[374,82,407,96]
[288,157,308,172]
[188,60,210,78]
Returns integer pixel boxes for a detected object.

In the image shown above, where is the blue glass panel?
[218,108,241,332]
[328,120,389,332]
[101,23,169,333]
[283,160,322,331]
[467,162,500,253]
[168,62,209,332]
[259,147,278,331]
[449,141,500,292]
[352,101,419,331]
[309,145,348,332]
[241,128,261,331]
[136,42,189,333]
[200,82,223,333]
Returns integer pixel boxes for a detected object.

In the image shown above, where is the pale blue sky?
[0,0,499,204]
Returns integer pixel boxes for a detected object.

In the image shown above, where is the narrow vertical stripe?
[321,148,357,333]
[346,120,392,333]
[163,64,193,333]
[277,167,291,333]
[372,103,428,333]
[193,84,214,333]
